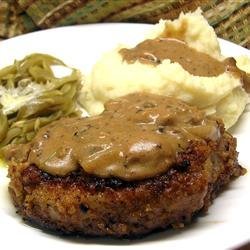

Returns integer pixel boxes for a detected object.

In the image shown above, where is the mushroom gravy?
[6,93,221,181]
[120,38,250,91]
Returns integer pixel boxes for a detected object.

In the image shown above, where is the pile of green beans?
[0,53,82,148]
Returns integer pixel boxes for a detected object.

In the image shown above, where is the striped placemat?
[0,0,249,48]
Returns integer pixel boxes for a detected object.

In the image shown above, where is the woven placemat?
[0,0,249,48]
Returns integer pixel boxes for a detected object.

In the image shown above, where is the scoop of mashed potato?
[81,8,249,129]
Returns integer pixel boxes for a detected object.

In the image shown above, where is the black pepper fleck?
[175,160,190,172]
[79,204,89,213]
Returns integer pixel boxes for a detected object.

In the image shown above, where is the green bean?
[0,111,8,141]
[25,131,36,141]
[0,127,22,147]
[0,53,82,149]
[28,65,54,82]
[0,65,16,78]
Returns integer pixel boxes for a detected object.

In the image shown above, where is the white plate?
[0,24,249,250]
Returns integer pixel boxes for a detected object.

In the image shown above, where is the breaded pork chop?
[6,93,246,238]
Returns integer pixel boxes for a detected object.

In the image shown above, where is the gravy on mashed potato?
[120,38,250,83]
[81,9,250,129]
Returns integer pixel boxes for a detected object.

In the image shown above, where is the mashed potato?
[236,56,250,73]
[81,9,249,129]
[147,8,221,60]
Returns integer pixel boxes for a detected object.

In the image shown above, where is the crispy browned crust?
[8,130,246,238]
